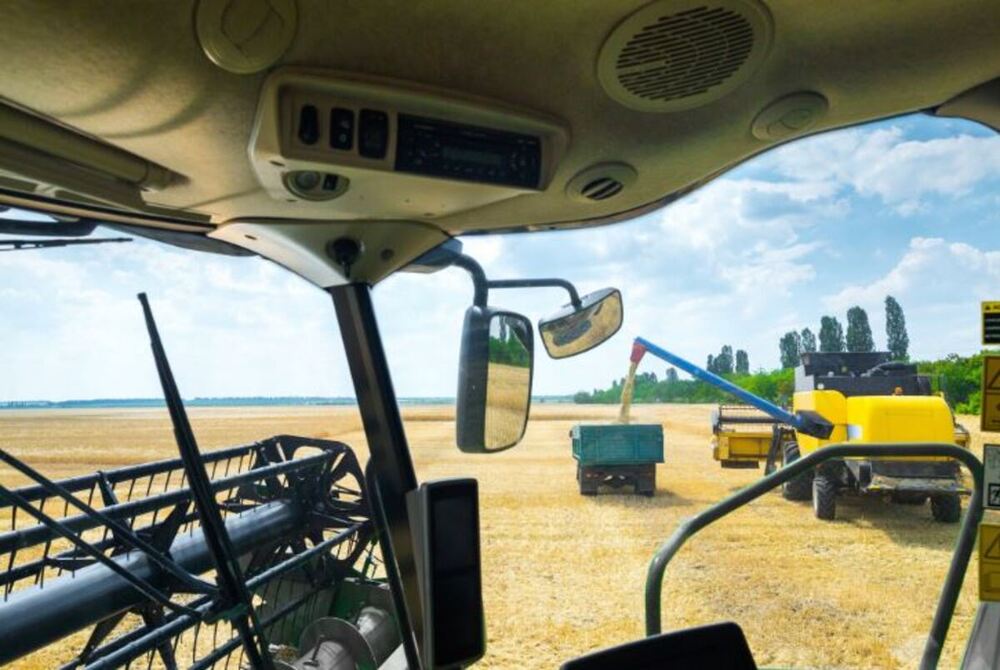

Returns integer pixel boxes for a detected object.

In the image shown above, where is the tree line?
[778,296,909,368]
[574,292,984,414]
[574,351,985,414]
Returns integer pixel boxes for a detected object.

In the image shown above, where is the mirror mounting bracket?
[451,252,582,309]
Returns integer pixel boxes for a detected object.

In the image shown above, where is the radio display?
[441,145,506,168]
[395,114,542,189]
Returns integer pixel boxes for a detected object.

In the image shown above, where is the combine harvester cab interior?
[0,0,998,668]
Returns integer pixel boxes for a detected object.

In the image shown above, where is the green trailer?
[570,423,664,496]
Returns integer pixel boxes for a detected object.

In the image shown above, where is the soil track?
[0,403,988,669]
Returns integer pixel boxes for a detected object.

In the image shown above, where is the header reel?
[0,293,399,669]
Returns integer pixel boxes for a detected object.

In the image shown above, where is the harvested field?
[0,403,988,669]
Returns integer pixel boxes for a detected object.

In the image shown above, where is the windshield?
[1,113,997,669]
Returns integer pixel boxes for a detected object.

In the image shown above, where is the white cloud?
[824,237,1000,358]
[767,127,1000,214]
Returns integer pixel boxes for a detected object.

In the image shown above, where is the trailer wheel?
[812,474,837,520]
[638,465,656,497]
[781,442,813,501]
[930,494,961,523]
[579,466,598,496]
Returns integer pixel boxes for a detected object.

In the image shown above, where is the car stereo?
[395,114,542,189]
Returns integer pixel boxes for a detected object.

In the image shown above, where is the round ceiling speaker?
[598,0,774,112]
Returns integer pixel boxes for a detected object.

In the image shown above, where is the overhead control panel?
[249,69,568,220]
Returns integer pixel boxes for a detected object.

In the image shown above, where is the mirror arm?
[450,252,583,310]
[451,253,489,307]
[486,278,582,309]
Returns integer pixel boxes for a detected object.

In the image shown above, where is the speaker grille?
[617,7,753,102]
[599,0,773,112]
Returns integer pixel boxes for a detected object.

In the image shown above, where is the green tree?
[801,328,817,353]
[819,316,845,352]
[885,295,909,361]
[706,354,716,373]
[716,345,734,374]
[846,306,875,352]
[665,367,679,382]
[779,331,801,369]
[735,349,750,374]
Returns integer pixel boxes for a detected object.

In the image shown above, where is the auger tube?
[632,337,834,439]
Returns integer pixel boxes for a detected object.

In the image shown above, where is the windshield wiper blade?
[0,237,131,251]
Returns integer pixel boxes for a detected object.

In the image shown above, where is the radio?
[395,114,542,190]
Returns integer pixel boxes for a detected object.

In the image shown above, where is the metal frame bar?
[487,278,581,308]
[330,282,424,668]
[644,442,983,670]
[451,251,582,309]
[138,293,272,669]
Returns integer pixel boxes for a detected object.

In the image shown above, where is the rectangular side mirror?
[407,478,485,669]
[456,306,534,452]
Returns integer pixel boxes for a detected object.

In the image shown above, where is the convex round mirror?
[456,307,533,453]
[538,288,623,359]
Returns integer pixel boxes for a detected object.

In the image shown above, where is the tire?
[579,466,598,495]
[781,442,813,501]
[638,472,655,497]
[931,494,961,523]
[812,474,837,520]
[639,465,656,497]
[891,491,927,505]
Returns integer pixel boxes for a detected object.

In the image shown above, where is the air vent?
[598,0,773,112]
[581,177,625,201]
[566,163,637,204]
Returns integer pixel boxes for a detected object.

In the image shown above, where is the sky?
[0,114,997,401]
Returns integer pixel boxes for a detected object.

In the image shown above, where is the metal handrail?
[644,442,983,670]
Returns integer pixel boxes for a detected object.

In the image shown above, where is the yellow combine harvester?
[633,341,972,522]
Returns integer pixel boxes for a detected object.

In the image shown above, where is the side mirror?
[539,288,623,359]
[456,307,534,452]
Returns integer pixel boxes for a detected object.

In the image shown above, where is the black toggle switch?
[330,108,354,150]
[298,104,319,145]
[358,109,389,159]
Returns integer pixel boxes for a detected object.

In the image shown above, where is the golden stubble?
[0,404,986,669]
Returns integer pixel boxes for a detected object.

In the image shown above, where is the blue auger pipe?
[631,337,834,439]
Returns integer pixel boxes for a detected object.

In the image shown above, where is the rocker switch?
[359,109,389,159]
[330,108,354,150]
[297,104,320,145]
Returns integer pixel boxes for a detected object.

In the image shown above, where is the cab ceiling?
[1,0,998,236]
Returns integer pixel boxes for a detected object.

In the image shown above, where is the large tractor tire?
[781,442,813,501]
[812,474,837,520]
[931,494,961,523]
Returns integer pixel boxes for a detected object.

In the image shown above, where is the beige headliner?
[0,1,998,281]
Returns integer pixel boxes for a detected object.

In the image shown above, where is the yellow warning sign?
[984,355,1000,433]
[985,301,1000,346]
[980,524,1000,601]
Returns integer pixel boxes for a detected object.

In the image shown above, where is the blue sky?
[1,114,997,400]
